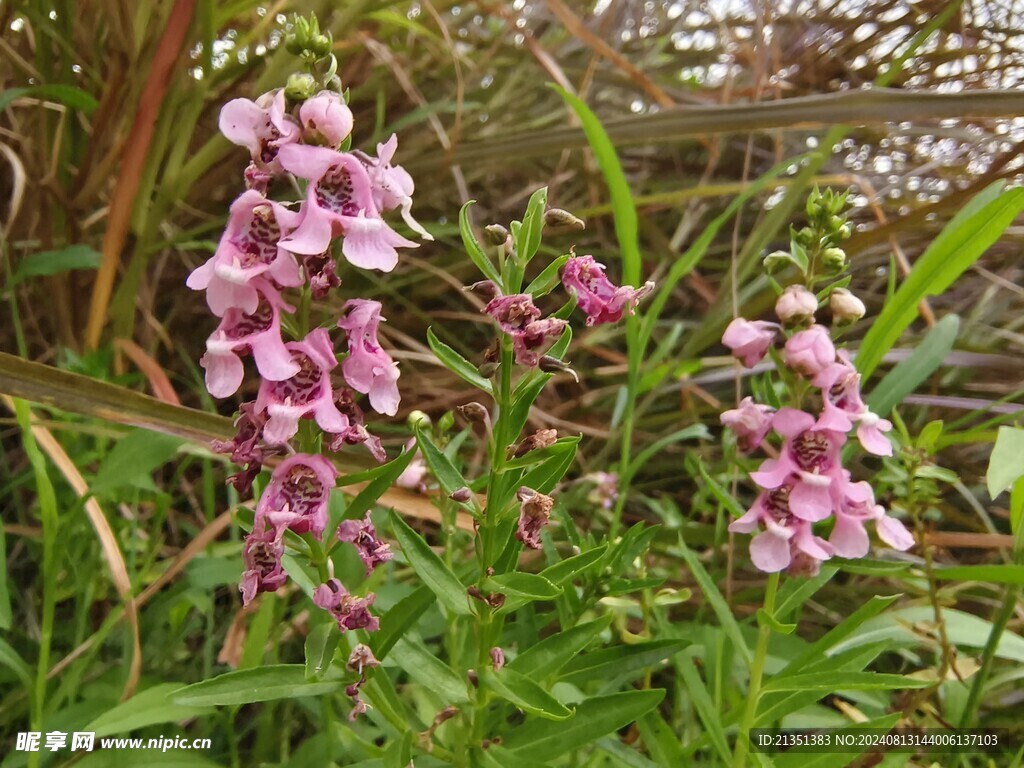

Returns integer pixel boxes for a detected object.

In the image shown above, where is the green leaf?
[390,510,471,616]
[867,314,960,415]
[483,571,562,601]
[0,520,10,629]
[780,594,901,674]
[552,86,640,286]
[0,636,32,689]
[559,640,687,686]
[459,200,503,285]
[502,689,665,761]
[931,564,1024,585]
[343,447,419,520]
[517,187,548,265]
[623,425,708,485]
[171,665,341,706]
[427,327,493,394]
[676,535,751,664]
[414,425,469,497]
[508,615,613,679]
[987,426,1024,500]
[85,683,213,738]
[757,608,797,635]
[526,253,570,297]
[518,436,578,494]
[372,584,436,660]
[0,84,99,113]
[479,667,572,720]
[390,636,469,704]
[676,656,732,765]
[304,622,340,680]
[91,428,184,493]
[857,183,1024,380]
[539,544,608,584]
[10,244,102,286]
[762,671,930,693]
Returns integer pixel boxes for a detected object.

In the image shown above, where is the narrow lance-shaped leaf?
[390,510,471,616]
[427,327,493,394]
[479,667,573,721]
[459,200,503,285]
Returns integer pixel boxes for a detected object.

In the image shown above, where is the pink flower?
[240,519,288,606]
[356,134,432,241]
[814,354,893,456]
[829,479,914,557]
[210,401,274,497]
[721,397,775,452]
[200,281,299,398]
[277,144,417,272]
[483,294,567,367]
[299,91,354,147]
[326,388,387,463]
[395,440,428,492]
[337,513,393,574]
[314,578,379,633]
[729,484,832,573]
[749,408,848,522]
[784,325,836,377]
[722,318,779,368]
[219,89,300,172]
[561,254,654,326]
[256,453,338,538]
[516,487,554,549]
[255,328,350,444]
[186,191,303,316]
[774,285,818,327]
[337,300,401,416]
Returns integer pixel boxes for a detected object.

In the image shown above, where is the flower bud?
[310,33,332,57]
[407,410,431,430]
[829,288,865,324]
[543,208,585,229]
[774,285,818,327]
[457,401,491,426]
[538,355,579,382]
[821,247,847,272]
[299,90,353,147]
[477,361,498,378]
[465,280,500,301]
[284,72,317,102]
[484,224,510,246]
[490,647,506,671]
[449,487,473,503]
[512,428,558,458]
[763,250,793,275]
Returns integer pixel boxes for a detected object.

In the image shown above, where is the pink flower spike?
[240,520,288,606]
[277,145,417,271]
[784,325,836,377]
[219,89,300,171]
[186,190,303,316]
[338,300,401,416]
[256,453,338,538]
[299,91,354,147]
[358,134,433,241]
[314,578,379,633]
[720,397,775,452]
[856,411,894,456]
[255,328,350,444]
[200,281,299,398]
[722,318,779,368]
[337,513,393,574]
[561,255,654,326]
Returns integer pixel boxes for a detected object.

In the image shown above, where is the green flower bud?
[484,224,509,246]
[407,410,432,431]
[821,247,847,272]
[438,410,455,433]
[310,33,332,58]
[285,72,317,102]
[543,208,585,229]
[763,250,793,275]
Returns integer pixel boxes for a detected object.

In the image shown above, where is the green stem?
[610,314,641,538]
[733,571,780,768]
